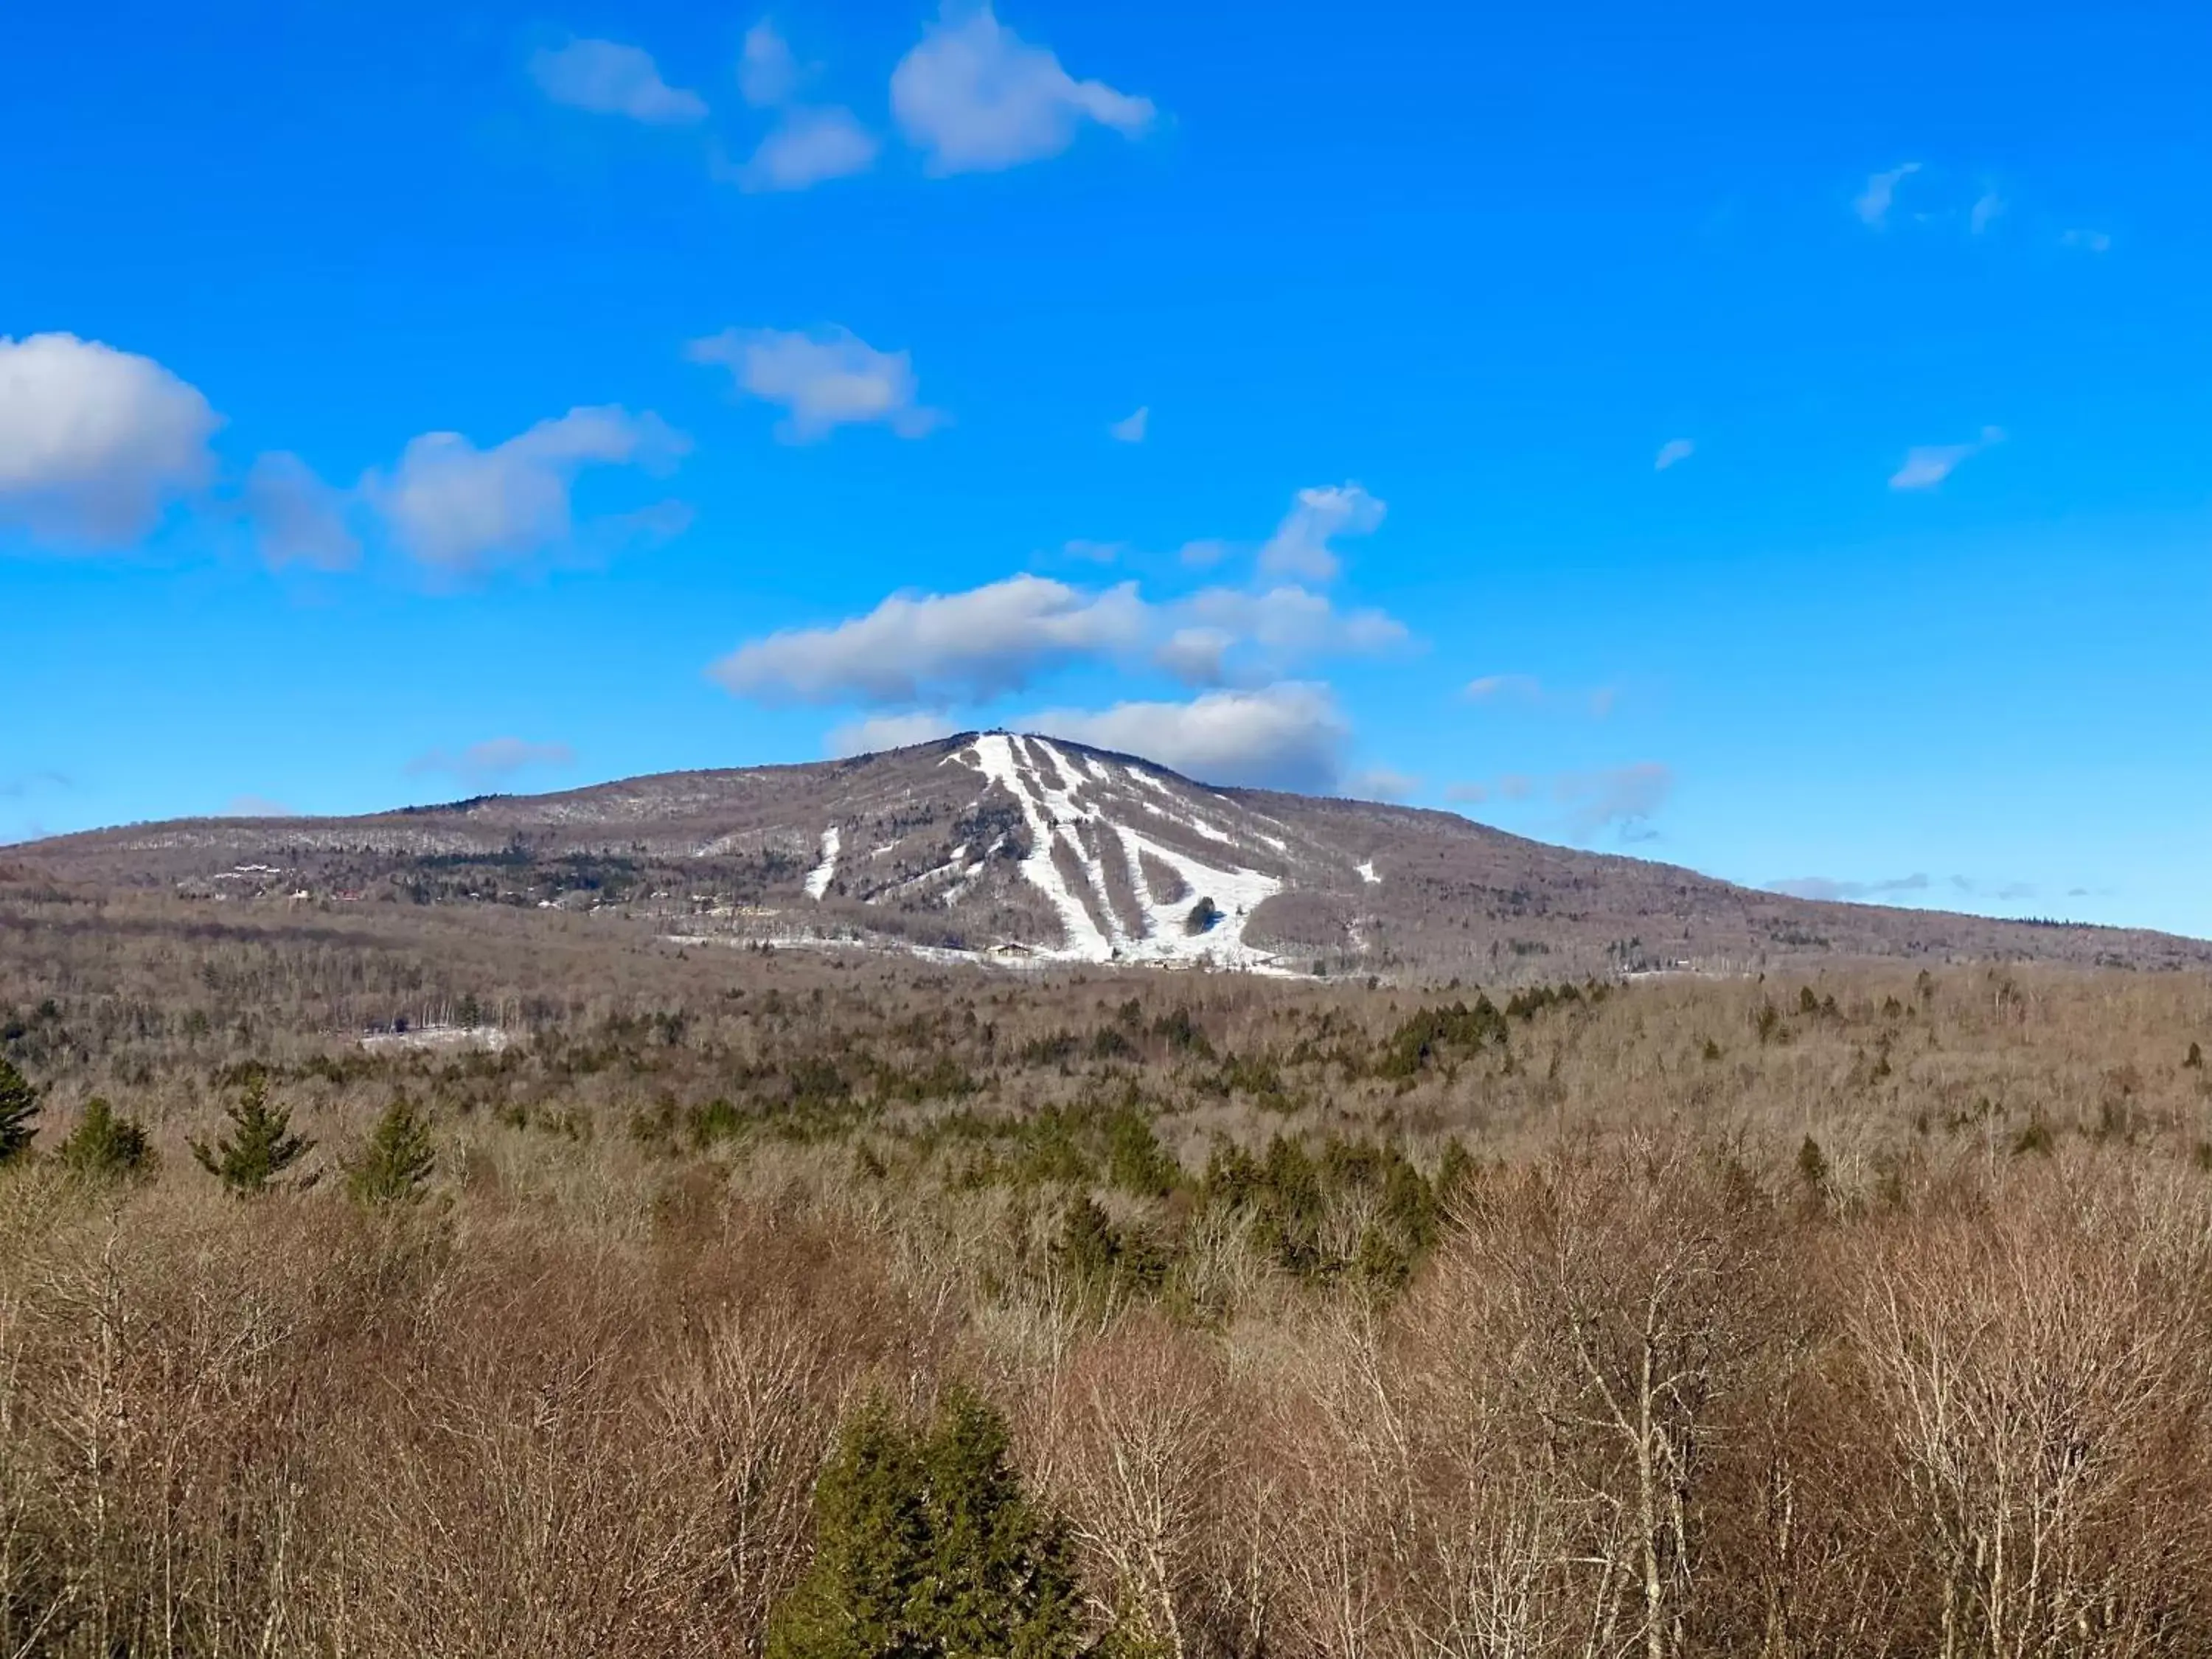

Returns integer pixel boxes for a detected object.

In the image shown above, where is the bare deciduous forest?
[5,883,2212,1657]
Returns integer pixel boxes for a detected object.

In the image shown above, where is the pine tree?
[346,1095,437,1204]
[58,1097,153,1180]
[192,1074,315,1195]
[768,1391,1080,1659]
[0,1057,38,1165]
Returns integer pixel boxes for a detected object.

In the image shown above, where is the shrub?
[347,1095,437,1204]
[56,1096,153,1180]
[192,1074,316,1195]
[768,1391,1080,1659]
[0,1057,38,1164]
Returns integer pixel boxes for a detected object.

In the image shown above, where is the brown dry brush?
[4,947,2212,1655]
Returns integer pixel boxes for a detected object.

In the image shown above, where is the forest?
[4,883,2212,1657]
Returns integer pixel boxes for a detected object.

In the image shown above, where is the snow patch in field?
[803,827,841,900]
[1357,860,1380,885]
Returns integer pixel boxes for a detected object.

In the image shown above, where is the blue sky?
[4,0,2209,936]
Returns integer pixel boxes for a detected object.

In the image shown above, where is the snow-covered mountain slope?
[15,731,2212,980]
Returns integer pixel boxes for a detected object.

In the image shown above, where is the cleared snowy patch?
[1357,860,1380,885]
[803,827,841,900]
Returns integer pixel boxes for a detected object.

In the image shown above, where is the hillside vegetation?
[4,878,2212,1656]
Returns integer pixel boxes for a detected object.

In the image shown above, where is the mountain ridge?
[13,731,2208,980]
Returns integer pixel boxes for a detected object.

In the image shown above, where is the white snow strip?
[1357,860,1380,885]
[803,827,841,900]
[1116,824,1287,972]
[969,734,1113,959]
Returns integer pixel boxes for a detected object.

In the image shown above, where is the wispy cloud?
[1889,425,2004,491]
[1109,406,1149,443]
[1766,874,1930,902]
[365,406,689,571]
[222,794,295,818]
[826,712,959,757]
[1346,765,1419,803]
[723,19,879,191]
[890,2,1154,175]
[687,325,943,441]
[1257,482,1385,582]
[1464,673,1543,704]
[1654,437,1695,471]
[529,38,706,125]
[1855,161,1921,228]
[1465,675,1618,717]
[1449,764,1672,841]
[2061,228,2112,254]
[1969,189,2006,234]
[406,738,577,787]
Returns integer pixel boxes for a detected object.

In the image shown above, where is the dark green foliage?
[1796,1134,1829,1194]
[1148,1007,1212,1057]
[57,1097,153,1180]
[192,1074,315,1195]
[1183,897,1221,936]
[1376,997,1508,1079]
[1798,986,1820,1015]
[1433,1140,1478,1211]
[347,1096,437,1204]
[1053,1196,1169,1301]
[768,1391,1080,1659]
[1103,1107,1179,1197]
[0,1057,38,1164]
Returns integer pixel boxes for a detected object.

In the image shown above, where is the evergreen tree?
[769,1390,1080,1659]
[58,1097,153,1180]
[346,1095,436,1204]
[0,1057,38,1165]
[192,1074,315,1195]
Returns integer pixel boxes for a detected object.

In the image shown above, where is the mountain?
[13,731,2208,980]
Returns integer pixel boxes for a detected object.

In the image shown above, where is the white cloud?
[1969,189,2005,234]
[406,737,577,786]
[739,18,799,106]
[1855,161,1921,228]
[714,574,1149,705]
[0,333,219,545]
[891,2,1154,175]
[1177,538,1228,568]
[826,712,960,757]
[2062,228,2112,254]
[1889,425,2004,491]
[732,107,880,191]
[244,452,358,569]
[1026,684,1349,793]
[1109,405,1149,442]
[529,38,707,125]
[1172,583,1408,682]
[366,406,689,571]
[1256,482,1385,581]
[1654,437,1694,471]
[714,565,1409,709]
[688,325,942,441]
